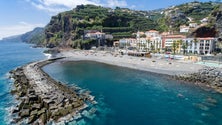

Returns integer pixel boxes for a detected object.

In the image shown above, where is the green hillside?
[45,5,158,47]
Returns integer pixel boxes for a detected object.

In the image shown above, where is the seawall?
[9,57,91,124]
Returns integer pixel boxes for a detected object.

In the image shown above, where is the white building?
[145,30,159,37]
[189,23,198,28]
[186,37,216,54]
[180,25,190,33]
[119,38,137,48]
[85,31,105,39]
[144,30,162,52]
[200,17,208,24]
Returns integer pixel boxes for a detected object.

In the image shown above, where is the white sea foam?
[44,53,52,59]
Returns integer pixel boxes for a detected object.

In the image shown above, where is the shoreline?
[59,50,206,76]
[9,57,95,124]
[58,50,222,93]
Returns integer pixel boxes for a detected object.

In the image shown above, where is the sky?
[0,0,217,40]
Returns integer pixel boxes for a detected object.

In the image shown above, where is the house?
[200,17,208,24]
[84,30,113,46]
[84,30,106,39]
[189,23,198,28]
[180,25,190,33]
[145,30,159,37]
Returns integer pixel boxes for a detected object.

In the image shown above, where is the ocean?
[43,61,222,125]
[1,40,222,125]
[0,40,46,124]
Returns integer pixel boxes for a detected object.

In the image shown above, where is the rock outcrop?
[174,67,222,93]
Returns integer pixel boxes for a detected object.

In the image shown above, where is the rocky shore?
[9,58,93,124]
[174,67,222,93]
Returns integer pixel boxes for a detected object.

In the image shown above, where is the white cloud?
[27,0,128,14]
[29,0,101,14]
[106,0,127,8]
[0,22,45,40]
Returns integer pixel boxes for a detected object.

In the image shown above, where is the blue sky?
[0,0,218,39]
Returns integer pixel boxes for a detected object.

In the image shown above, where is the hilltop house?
[84,30,113,46]
[189,23,198,28]
[84,31,105,39]
[180,25,190,33]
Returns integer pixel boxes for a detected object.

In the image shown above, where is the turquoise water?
[44,61,222,125]
[1,40,222,125]
[0,41,46,124]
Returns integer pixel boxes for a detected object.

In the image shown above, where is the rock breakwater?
[9,58,92,124]
[174,67,222,93]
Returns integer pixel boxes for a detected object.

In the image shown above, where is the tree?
[193,38,198,54]
[172,41,178,54]
[182,43,188,55]
[146,40,151,52]
[140,34,146,38]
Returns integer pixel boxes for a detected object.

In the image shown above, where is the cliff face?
[214,5,222,37]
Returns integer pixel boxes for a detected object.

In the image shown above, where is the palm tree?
[177,40,183,54]
[146,40,151,52]
[172,41,178,55]
[193,38,198,54]
[182,43,188,55]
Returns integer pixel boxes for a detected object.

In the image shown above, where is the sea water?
[0,40,46,124]
[43,61,222,125]
[1,40,222,125]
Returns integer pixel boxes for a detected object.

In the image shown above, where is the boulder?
[28,115,37,124]
[32,104,41,110]
[40,113,47,124]
[30,110,38,116]
[38,108,46,116]
[28,95,38,102]
[19,109,30,118]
